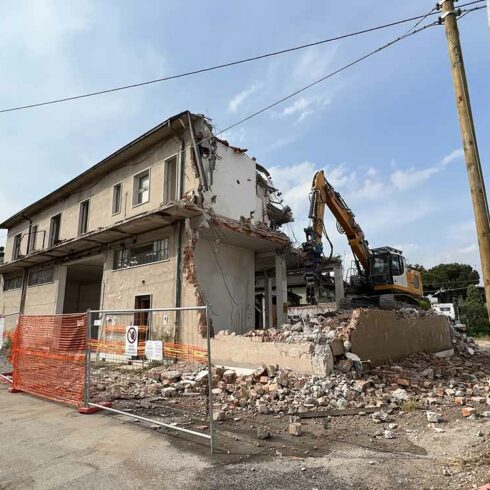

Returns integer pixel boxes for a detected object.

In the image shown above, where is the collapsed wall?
[211,308,453,375]
[350,309,453,363]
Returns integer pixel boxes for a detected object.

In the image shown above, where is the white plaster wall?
[23,266,63,315]
[193,238,254,334]
[203,142,262,224]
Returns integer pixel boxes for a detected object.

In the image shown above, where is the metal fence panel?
[84,306,214,453]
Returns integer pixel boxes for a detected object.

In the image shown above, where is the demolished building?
[0,111,295,342]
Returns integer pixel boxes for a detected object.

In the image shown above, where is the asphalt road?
[0,386,350,490]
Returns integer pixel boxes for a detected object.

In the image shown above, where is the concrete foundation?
[349,310,453,364]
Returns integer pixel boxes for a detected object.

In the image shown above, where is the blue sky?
[0,1,489,276]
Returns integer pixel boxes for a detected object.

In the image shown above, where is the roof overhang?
[0,201,204,275]
[0,110,202,229]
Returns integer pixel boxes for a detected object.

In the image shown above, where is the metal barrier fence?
[0,313,17,385]
[85,306,215,453]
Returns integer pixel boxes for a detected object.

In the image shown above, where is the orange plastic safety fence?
[164,342,208,364]
[89,339,207,363]
[12,314,87,407]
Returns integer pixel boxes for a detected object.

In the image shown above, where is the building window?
[28,267,54,287]
[113,238,169,270]
[112,183,122,215]
[78,200,90,236]
[163,157,178,202]
[133,170,150,206]
[49,214,61,247]
[12,233,22,260]
[28,225,38,253]
[3,275,23,291]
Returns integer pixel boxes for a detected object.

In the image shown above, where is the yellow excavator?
[302,170,423,308]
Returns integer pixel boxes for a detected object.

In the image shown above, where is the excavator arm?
[308,170,371,273]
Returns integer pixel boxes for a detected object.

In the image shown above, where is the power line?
[402,4,438,36]
[215,21,439,136]
[457,4,488,19]
[0,5,482,115]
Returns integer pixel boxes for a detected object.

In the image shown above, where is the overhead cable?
[0,6,483,114]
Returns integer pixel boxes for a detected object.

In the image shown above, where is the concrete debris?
[90,320,488,426]
[426,411,441,423]
[288,422,302,436]
[213,410,226,421]
[256,427,271,440]
[371,411,389,423]
[391,389,409,402]
[384,429,396,439]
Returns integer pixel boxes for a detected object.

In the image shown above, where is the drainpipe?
[19,213,33,315]
[169,119,186,343]
[187,112,208,190]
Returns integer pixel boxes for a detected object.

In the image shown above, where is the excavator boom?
[310,170,370,273]
[302,170,423,306]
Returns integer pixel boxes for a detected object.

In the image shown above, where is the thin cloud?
[390,148,464,190]
[228,81,262,113]
[280,94,331,123]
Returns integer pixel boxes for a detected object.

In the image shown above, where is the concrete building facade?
[0,111,293,343]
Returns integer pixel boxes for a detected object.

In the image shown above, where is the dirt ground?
[1,345,489,489]
[1,381,488,490]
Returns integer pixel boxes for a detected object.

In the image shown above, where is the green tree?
[410,263,479,292]
[461,285,490,337]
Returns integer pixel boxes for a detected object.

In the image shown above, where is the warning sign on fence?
[125,325,138,356]
[145,340,163,361]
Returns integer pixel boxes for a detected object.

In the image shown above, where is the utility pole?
[440,0,490,319]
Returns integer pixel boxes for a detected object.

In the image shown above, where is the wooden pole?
[440,0,490,318]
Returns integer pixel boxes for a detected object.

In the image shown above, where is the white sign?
[94,319,102,327]
[0,317,4,348]
[125,325,138,356]
[145,340,163,361]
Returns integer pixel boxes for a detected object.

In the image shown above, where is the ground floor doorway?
[62,255,104,314]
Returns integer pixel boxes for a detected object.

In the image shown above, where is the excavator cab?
[369,246,423,301]
[369,247,404,286]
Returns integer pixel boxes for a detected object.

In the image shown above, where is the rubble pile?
[90,362,209,404]
[243,309,356,344]
[90,308,488,421]
[209,339,489,417]
[91,327,489,421]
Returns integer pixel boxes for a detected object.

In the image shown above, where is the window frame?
[113,237,170,271]
[3,274,23,291]
[112,182,123,215]
[48,213,62,247]
[27,266,55,287]
[12,233,22,260]
[78,199,90,236]
[132,168,151,207]
[28,224,38,254]
[163,154,179,203]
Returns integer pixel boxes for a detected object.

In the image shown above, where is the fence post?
[205,305,215,455]
[83,309,91,408]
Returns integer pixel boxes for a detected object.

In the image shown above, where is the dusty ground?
[1,377,488,489]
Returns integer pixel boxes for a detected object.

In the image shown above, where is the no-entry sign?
[125,325,138,356]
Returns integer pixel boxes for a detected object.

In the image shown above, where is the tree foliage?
[461,285,490,337]
[410,263,479,292]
